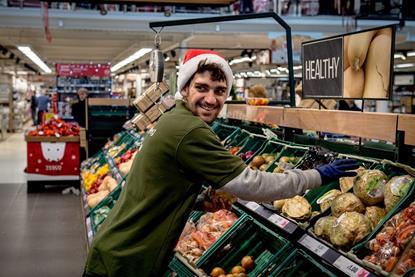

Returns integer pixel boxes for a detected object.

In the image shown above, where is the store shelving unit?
[86,98,134,157]
[55,64,112,119]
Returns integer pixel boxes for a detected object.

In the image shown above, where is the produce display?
[79,121,415,277]
[228,146,241,155]
[272,155,301,173]
[115,149,138,176]
[296,146,336,170]
[353,170,388,205]
[313,168,413,250]
[364,202,415,272]
[384,175,414,212]
[210,256,255,277]
[281,196,312,221]
[392,234,415,276]
[86,175,118,208]
[238,150,255,162]
[27,116,80,137]
[249,152,278,171]
[246,98,269,106]
[175,210,238,263]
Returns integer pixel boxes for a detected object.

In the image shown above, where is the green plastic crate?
[348,178,415,276]
[235,133,268,164]
[195,216,292,276]
[306,159,415,259]
[168,255,196,277]
[269,249,337,277]
[212,122,240,141]
[245,140,288,171]
[266,144,309,173]
[89,185,123,233]
[223,129,251,149]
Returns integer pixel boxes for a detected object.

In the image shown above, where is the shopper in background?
[36,91,50,125]
[84,49,359,277]
[29,91,37,125]
[239,0,253,13]
[71,88,89,128]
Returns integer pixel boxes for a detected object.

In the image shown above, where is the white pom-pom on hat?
[175,49,233,100]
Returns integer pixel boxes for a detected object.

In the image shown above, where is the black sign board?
[302,37,343,98]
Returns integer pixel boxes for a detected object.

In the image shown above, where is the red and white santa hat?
[175,49,233,100]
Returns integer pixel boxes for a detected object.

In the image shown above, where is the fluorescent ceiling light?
[110,48,152,72]
[17,46,51,73]
[407,51,415,57]
[394,53,406,60]
[395,63,415,68]
[229,55,256,66]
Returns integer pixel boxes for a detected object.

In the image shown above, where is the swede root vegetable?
[363,34,391,98]
[343,36,350,70]
[375,27,392,37]
[343,66,364,98]
[347,30,375,71]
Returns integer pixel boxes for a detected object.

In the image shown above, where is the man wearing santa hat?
[84,49,358,277]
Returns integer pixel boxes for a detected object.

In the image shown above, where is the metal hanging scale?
[149,30,164,84]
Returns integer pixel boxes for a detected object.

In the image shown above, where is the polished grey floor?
[0,133,87,276]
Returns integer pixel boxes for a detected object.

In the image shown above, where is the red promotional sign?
[26,141,80,176]
[56,64,111,77]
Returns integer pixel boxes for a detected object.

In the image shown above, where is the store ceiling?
[0,8,414,74]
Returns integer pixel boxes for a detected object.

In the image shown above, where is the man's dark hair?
[184,59,227,89]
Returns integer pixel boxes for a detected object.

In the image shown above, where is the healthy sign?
[302,37,343,98]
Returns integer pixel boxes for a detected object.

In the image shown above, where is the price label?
[298,234,329,257]
[333,256,370,277]
[245,202,260,211]
[268,213,289,228]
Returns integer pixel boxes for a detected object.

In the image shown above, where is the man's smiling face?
[182,71,227,124]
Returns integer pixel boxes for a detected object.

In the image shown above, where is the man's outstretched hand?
[316,159,360,184]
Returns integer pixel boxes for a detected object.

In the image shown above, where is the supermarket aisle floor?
[0,133,87,276]
[0,133,26,184]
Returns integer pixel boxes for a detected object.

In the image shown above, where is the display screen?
[302,25,395,100]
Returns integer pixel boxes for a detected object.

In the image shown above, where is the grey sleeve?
[220,167,322,202]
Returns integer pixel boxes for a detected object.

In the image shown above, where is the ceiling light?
[395,63,415,68]
[17,46,51,73]
[229,55,257,66]
[110,48,152,72]
[407,51,415,57]
[394,53,406,60]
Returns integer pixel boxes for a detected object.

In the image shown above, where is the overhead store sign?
[56,64,110,77]
[302,25,395,100]
[302,37,343,98]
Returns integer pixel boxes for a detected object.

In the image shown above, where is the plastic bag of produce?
[354,170,388,205]
[384,175,414,212]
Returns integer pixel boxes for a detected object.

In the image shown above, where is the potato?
[210,267,225,277]
[343,66,364,98]
[347,30,375,71]
[241,256,254,270]
[363,34,392,99]
[231,266,245,274]
[251,156,265,168]
[259,164,268,171]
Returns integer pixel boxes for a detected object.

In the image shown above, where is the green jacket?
[85,101,246,276]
